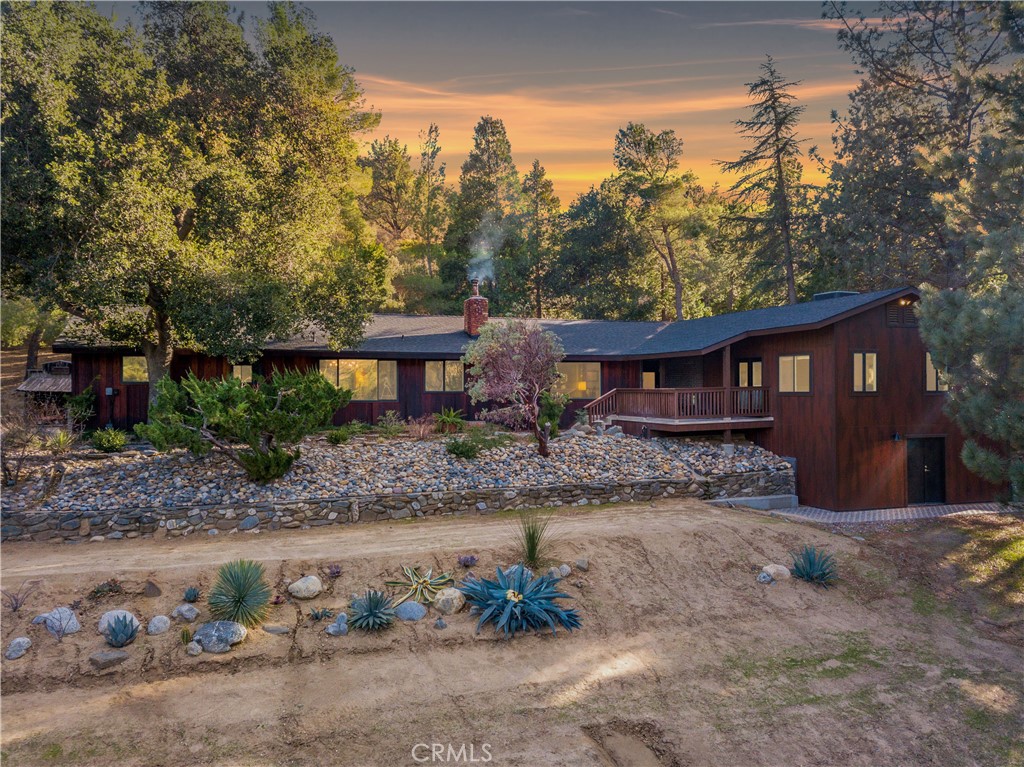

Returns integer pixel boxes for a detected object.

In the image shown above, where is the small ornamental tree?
[463,320,565,456]
[136,370,349,482]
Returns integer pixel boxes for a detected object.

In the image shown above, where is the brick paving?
[780,502,1012,525]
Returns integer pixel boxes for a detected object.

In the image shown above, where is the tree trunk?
[24,324,44,377]
[141,310,174,409]
[661,228,684,320]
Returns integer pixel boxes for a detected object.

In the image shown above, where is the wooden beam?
[723,344,732,445]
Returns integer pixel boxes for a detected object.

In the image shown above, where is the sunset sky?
[108,1,865,204]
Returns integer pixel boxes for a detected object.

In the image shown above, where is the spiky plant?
[457,554,478,568]
[104,614,138,648]
[791,545,838,588]
[349,590,396,632]
[513,511,555,571]
[459,567,581,639]
[308,607,334,622]
[183,586,200,603]
[180,627,193,646]
[207,559,272,627]
[326,564,342,579]
[385,566,453,605]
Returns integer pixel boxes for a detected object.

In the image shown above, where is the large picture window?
[778,354,811,393]
[424,360,464,392]
[553,362,601,399]
[925,352,949,392]
[853,352,877,393]
[122,356,148,384]
[319,359,397,401]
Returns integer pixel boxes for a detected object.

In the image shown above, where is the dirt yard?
[1,500,1021,767]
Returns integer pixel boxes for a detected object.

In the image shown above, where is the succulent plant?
[457,555,478,568]
[183,586,201,603]
[308,607,334,622]
[207,559,272,628]
[88,578,124,600]
[385,566,453,605]
[459,567,581,639]
[349,590,396,632]
[104,614,139,648]
[326,564,342,579]
[791,545,838,588]
[181,627,193,646]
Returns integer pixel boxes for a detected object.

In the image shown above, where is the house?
[54,281,997,511]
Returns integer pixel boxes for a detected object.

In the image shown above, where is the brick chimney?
[463,279,489,337]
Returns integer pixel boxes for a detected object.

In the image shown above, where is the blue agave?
[105,614,138,648]
[791,545,838,588]
[458,567,582,639]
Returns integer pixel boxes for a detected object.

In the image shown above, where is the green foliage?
[514,511,555,571]
[458,566,582,639]
[327,421,371,444]
[104,615,138,648]
[385,566,454,605]
[207,560,272,628]
[45,430,76,456]
[374,410,405,438]
[180,627,193,646]
[791,545,838,588]
[538,391,569,437]
[91,428,128,453]
[0,293,66,349]
[183,587,200,603]
[87,579,123,600]
[349,590,396,632]
[65,385,97,429]
[575,409,590,427]
[308,607,334,622]
[444,427,512,460]
[433,407,465,434]
[236,447,299,483]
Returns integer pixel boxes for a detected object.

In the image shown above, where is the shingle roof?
[16,372,73,394]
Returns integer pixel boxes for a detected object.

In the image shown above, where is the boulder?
[32,607,81,638]
[143,580,162,598]
[193,621,247,653]
[432,588,465,615]
[147,615,171,635]
[287,575,323,599]
[171,603,200,622]
[98,610,140,636]
[394,601,427,622]
[575,558,590,572]
[89,649,129,670]
[185,641,203,656]
[762,564,791,581]
[5,637,31,660]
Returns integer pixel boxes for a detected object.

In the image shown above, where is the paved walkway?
[779,502,1013,525]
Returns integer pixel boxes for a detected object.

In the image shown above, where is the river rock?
[287,575,323,599]
[172,603,200,622]
[558,564,572,577]
[147,615,171,635]
[762,564,791,580]
[98,610,140,636]
[185,641,203,656]
[394,601,427,621]
[32,607,81,638]
[575,558,590,572]
[5,637,31,660]
[193,620,247,653]
[432,588,465,615]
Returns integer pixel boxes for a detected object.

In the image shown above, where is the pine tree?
[413,123,448,278]
[518,160,561,317]
[358,136,418,248]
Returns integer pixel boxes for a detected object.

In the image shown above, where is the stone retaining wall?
[0,469,794,542]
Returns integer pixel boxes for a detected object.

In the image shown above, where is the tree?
[412,123,449,278]
[136,369,349,481]
[0,293,65,375]
[462,320,565,457]
[518,160,561,317]
[359,136,418,248]
[717,57,809,304]
[1,2,387,405]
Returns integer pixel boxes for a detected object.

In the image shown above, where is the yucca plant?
[459,567,581,639]
[385,566,453,605]
[349,590,396,632]
[207,559,272,627]
[791,545,838,588]
[514,511,555,571]
[308,607,334,622]
[45,429,77,455]
[104,614,138,648]
[183,586,200,603]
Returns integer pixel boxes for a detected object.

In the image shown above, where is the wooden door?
[907,437,945,505]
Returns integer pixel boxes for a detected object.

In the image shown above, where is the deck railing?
[585,387,771,423]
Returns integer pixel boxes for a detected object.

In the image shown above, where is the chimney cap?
[470,278,480,297]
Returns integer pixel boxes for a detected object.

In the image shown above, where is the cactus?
[183,586,200,603]
[104,614,139,648]
[181,627,193,646]
[349,590,396,632]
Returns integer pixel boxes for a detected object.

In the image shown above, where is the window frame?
[231,364,253,385]
[121,355,149,384]
[852,351,878,395]
[424,360,464,393]
[925,352,949,394]
[553,362,602,400]
[319,358,399,402]
[736,358,763,388]
[778,353,812,395]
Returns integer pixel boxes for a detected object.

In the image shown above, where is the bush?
[374,410,405,438]
[433,407,465,434]
[791,545,838,588]
[208,559,272,627]
[64,384,96,429]
[538,391,569,437]
[91,427,128,453]
[514,510,555,571]
[575,409,590,426]
[236,446,298,482]
[326,421,370,444]
[45,429,77,455]
[458,567,581,638]
[444,427,512,460]
[349,590,396,632]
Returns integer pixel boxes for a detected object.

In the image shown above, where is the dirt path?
[2,500,1021,767]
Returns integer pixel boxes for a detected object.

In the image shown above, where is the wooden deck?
[585,386,773,433]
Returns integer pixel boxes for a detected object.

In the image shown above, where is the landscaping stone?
[89,649,129,669]
[432,588,465,615]
[762,564,791,580]
[287,575,323,599]
[32,607,81,638]
[144,580,162,598]
[262,625,291,635]
[5,637,31,660]
[325,617,348,636]
[394,602,427,621]
[193,621,247,653]
[434,618,447,630]
[98,610,141,636]
[757,572,774,584]
[172,604,200,622]
[575,558,590,572]
[558,563,572,577]
[185,641,203,656]
[147,615,171,635]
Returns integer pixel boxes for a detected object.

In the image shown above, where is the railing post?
[722,345,733,447]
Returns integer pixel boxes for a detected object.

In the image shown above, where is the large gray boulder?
[32,607,81,638]
[287,575,323,599]
[193,621,247,653]
[432,588,465,615]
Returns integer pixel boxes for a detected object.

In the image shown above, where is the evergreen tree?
[358,136,418,248]
[518,160,561,317]
[413,123,448,278]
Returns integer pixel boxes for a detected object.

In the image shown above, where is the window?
[853,352,878,393]
[424,360,464,392]
[122,356,148,384]
[642,371,657,390]
[925,352,948,392]
[231,364,253,384]
[553,362,601,399]
[779,354,811,393]
[737,360,763,387]
[319,359,397,401]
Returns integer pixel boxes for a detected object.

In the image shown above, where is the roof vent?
[812,290,860,301]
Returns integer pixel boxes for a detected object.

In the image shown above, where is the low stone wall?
[0,469,794,543]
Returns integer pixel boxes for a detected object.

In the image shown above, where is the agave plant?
[104,614,139,648]
[459,567,581,639]
[207,559,272,627]
[791,545,838,588]
[385,566,453,605]
[349,590,396,632]
[308,607,334,622]
[183,586,200,603]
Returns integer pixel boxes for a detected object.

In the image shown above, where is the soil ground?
[1,500,1021,767]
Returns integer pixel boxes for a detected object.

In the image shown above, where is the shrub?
[326,421,370,445]
[326,564,342,579]
[45,429,77,455]
[104,614,138,648]
[183,586,200,603]
[88,578,123,600]
[308,607,334,622]
[457,554,478,569]
[208,559,272,627]
[236,446,298,482]
[91,427,128,453]
[385,566,453,605]
[444,427,512,460]
[458,567,581,639]
[575,408,589,427]
[433,407,465,434]
[538,391,569,437]
[349,590,396,632]
[791,545,838,588]
[1,580,38,613]
[65,384,96,430]
[375,410,405,438]
[514,511,555,571]
[407,414,435,439]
